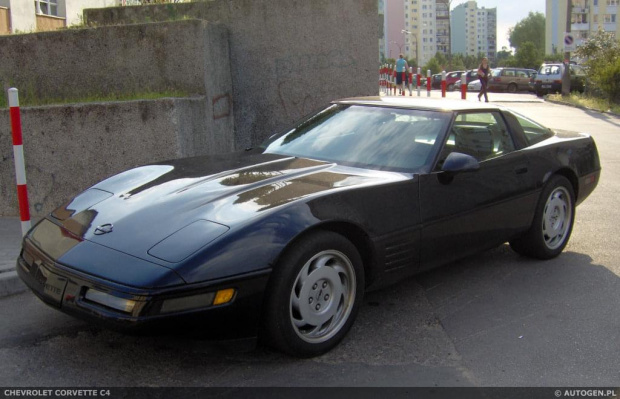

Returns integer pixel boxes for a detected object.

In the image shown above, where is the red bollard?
[441,70,447,98]
[408,67,413,96]
[416,68,421,97]
[461,79,467,100]
[392,68,397,96]
[401,70,406,96]
[8,88,31,236]
[426,70,431,97]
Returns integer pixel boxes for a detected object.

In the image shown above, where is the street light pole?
[562,0,572,97]
[401,29,418,65]
[389,41,405,58]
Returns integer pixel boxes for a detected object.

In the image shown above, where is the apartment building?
[546,0,620,54]
[451,1,497,65]
[401,0,451,66]
[0,0,121,34]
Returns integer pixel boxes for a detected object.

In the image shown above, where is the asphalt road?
[1,93,618,387]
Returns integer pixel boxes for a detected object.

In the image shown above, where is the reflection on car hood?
[49,151,405,265]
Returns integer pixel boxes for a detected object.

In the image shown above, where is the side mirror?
[441,152,480,174]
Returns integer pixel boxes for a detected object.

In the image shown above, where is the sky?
[451,0,546,51]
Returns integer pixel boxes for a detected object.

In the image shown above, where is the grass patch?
[0,90,192,108]
[547,92,620,114]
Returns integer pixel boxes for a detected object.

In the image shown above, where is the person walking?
[477,57,490,103]
[395,54,409,95]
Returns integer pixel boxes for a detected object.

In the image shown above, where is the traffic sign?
[564,32,576,52]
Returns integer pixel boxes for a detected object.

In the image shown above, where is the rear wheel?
[262,231,364,357]
[536,90,544,98]
[510,175,575,259]
[508,83,517,93]
[448,84,454,91]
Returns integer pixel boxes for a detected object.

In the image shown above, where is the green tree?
[496,47,513,66]
[434,52,448,70]
[514,41,543,69]
[508,12,545,53]
[423,57,441,75]
[575,29,620,105]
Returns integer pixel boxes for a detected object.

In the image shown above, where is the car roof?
[333,96,506,112]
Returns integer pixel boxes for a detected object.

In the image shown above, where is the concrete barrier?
[85,0,379,148]
[0,97,229,216]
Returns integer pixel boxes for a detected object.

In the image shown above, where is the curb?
[545,97,620,117]
[0,269,26,297]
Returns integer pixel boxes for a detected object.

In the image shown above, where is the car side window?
[517,71,528,78]
[436,112,515,169]
[510,112,553,146]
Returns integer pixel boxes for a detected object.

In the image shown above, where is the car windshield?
[539,65,561,75]
[261,104,451,172]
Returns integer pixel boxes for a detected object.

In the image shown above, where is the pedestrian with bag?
[395,54,409,95]
[477,57,490,103]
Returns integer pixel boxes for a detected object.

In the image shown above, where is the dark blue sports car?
[17,97,600,357]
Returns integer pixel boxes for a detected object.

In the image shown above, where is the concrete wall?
[0,97,234,217]
[0,19,224,101]
[85,0,379,148]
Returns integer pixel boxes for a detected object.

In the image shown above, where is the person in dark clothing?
[477,57,490,103]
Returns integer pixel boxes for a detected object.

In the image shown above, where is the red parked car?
[445,71,466,91]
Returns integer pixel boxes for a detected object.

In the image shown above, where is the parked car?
[446,71,466,91]
[488,67,537,93]
[534,63,586,97]
[467,79,482,92]
[431,73,442,89]
[528,71,538,92]
[17,97,600,357]
[463,69,480,84]
[454,71,482,91]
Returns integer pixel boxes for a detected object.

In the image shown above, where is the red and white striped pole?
[9,88,31,236]
[461,76,468,100]
[426,70,431,97]
[417,67,421,97]
[441,70,447,98]
[408,67,413,96]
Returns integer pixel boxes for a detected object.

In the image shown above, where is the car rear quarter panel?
[523,132,600,205]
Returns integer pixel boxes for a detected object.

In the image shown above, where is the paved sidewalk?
[0,217,26,297]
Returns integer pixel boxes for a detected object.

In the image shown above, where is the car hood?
[48,150,402,268]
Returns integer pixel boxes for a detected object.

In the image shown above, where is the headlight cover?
[147,220,229,263]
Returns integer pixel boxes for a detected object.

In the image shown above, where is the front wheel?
[510,175,575,259]
[261,231,364,357]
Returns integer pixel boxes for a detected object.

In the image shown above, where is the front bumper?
[17,239,271,339]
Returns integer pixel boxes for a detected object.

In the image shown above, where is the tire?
[448,84,454,91]
[510,175,575,260]
[262,231,364,357]
[508,83,517,93]
[536,90,544,98]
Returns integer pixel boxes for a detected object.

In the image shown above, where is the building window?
[604,13,617,23]
[36,0,58,16]
[607,0,618,5]
[593,14,598,22]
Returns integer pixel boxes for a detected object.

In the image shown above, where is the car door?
[516,70,529,90]
[418,111,536,271]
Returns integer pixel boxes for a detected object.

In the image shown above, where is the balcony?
[572,22,590,31]
[572,6,589,14]
[36,14,66,32]
[0,6,9,35]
